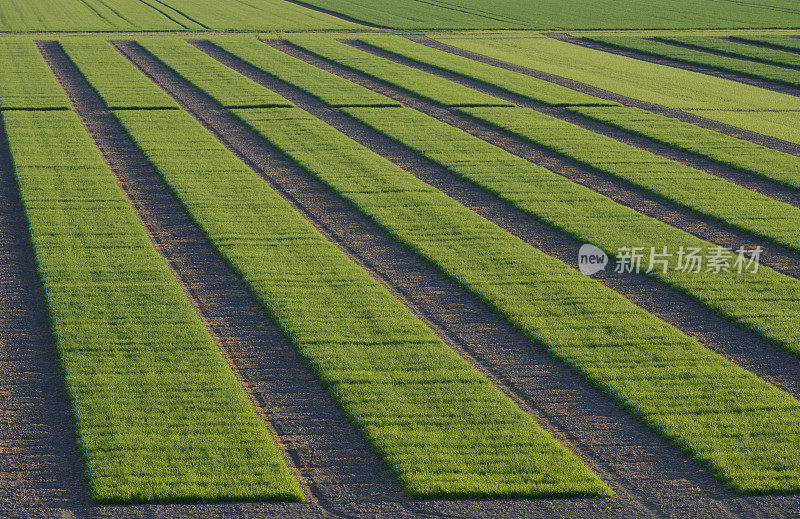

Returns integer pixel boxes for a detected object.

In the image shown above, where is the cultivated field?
[1,2,800,518]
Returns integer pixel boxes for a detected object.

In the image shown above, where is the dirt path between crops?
[110,39,800,518]
[38,39,433,519]
[411,36,800,157]
[545,33,800,98]
[196,37,800,402]
[0,108,89,519]
[272,39,800,284]
[346,39,800,210]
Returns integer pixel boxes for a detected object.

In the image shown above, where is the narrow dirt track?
[346,39,800,210]
[38,40,431,519]
[271,39,800,283]
[410,36,800,156]
[0,109,88,519]
[546,34,800,97]
[197,38,800,404]
[109,39,800,518]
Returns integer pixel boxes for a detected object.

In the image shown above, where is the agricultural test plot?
[2,1,800,518]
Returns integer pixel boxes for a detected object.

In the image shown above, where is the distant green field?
[291,0,800,29]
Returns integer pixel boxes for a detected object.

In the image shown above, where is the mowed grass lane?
[2,110,303,503]
[462,106,800,253]
[731,35,800,54]
[657,36,800,69]
[569,106,800,191]
[115,107,611,499]
[586,36,800,89]
[58,39,179,110]
[134,38,293,108]
[355,35,617,107]
[343,106,800,356]
[0,40,70,110]
[233,106,800,494]
[207,38,400,107]
[285,35,512,107]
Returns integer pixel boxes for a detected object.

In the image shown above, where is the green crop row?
[3,110,302,504]
[731,35,800,53]
[234,105,800,494]
[356,35,616,107]
[658,36,800,69]
[587,36,800,89]
[461,106,800,253]
[207,38,400,107]
[569,105,800,191]
[115,107,610,499]
[59,39,179,110]
[0,40,69,110]
[134,38,293,108]
[285,35,512,107]
[343,105,800,357]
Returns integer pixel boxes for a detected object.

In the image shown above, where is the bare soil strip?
[411,36,800,156]
[273,39,800,284]
[113,38,800,518]
[0,99,88,519]
[347,39,800,209]
[195,37,800,402]
[546,33,800,97]
[39,39,422,519]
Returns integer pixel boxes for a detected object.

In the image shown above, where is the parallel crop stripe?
[461,106,800,253]
[343,106,800,356]
[569,105,800,191]
[208,38,400,107]
[115,107,610,499]
[0,40,69,110]
[234,106,800,494]
[357,35,616,107]
[657,36,800,69]
[731,35,800,54]
[587,36,800,89]
[135,38,294,108]
[3,110,303,504]
[59,39,179,110]
[285,36,512,107]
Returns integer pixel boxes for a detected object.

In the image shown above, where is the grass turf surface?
[59,39,179,110]
[115,107,611,499]
[686,110,800,146]
[234,105,800,494]
[0,40,69,110]
[3,109,303,504]
[343,105,800,357]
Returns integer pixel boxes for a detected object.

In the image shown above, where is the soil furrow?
[345,38,800,209]
[38,39,417,519]
[546,33,800,97]
[196,37,800,402]
[0,89,88,519]
[112,39,797,518]
[410,36,800,156]
[272,39,800,282]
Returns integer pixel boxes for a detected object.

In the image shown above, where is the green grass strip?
[114,107,610,499]
[658,36,800,69]
[208,38,400,107]
[461,106,800,253]
[731,35,800,54]
[58,39,179,110]
[3,110,303,504]
[569,105,800,191]
[587,36,800,89]
[357,35,616,107]
[234,106,800,494]
[685,110,800,147]
[285,35,512,107]
[343,105,800,356]
[0,40,69,110]
[135,38,293,108]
